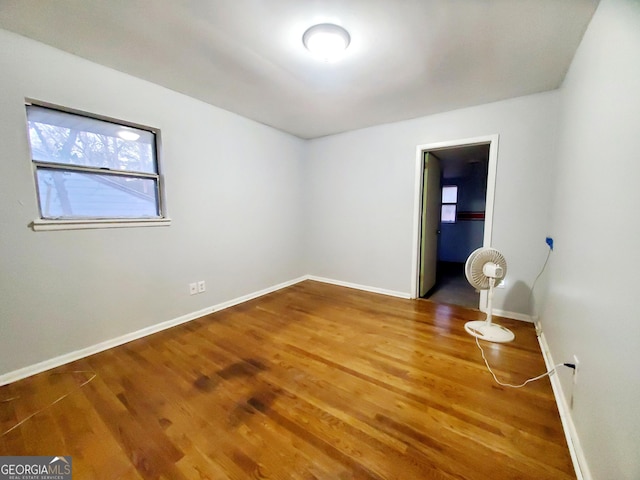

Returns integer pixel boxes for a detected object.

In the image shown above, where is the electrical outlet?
[570,354,580,410]
[497,279,506,289]
[197,280,206,293]
[189,282,198,295]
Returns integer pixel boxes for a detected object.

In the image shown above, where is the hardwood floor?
[0,280,575,479]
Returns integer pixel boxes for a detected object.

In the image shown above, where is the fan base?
[465,320,515,343]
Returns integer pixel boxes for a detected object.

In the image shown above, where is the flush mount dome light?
[302,23,350,62]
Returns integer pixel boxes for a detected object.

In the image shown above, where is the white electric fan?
[464,247,515,343]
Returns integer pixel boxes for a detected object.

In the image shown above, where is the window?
[441,185,458,223]
[26,103,168,230]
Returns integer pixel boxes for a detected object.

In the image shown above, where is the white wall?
[0,29,305,376]
[541,0,640,478]
[304,92,561,314]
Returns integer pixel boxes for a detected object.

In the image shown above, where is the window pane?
[27,105,156,174]
[442,185,458,203]
[36,169,159,219]
[441,204,457,223]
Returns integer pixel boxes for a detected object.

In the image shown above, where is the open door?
[412,135,498,302]
[419,153,441,296]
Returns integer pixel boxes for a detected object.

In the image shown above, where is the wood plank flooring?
[0,280,575,479]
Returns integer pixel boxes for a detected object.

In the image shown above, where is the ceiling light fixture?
[302,23,351,63]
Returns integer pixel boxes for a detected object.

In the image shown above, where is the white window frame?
[25,100,170,231]
[441,185,458,224]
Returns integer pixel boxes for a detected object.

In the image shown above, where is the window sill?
[31,218,172,231]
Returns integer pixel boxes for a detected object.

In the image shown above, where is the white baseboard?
[0,276,307,386]
[208,276,307,313]
[0,275,533,386]
[536,324,591,480]
[491,308,534,323]
[304,276,532,320]
[305,275,411,299]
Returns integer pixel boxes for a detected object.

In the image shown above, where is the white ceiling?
[0,0,599,139]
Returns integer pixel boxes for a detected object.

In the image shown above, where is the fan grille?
[465,248,507,290]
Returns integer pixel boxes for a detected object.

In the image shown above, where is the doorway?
[411,135,499,310]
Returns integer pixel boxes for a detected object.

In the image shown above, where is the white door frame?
[410,134,499,310]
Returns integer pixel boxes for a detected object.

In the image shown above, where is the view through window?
[26,104,163,221]
[441,185,458,223]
